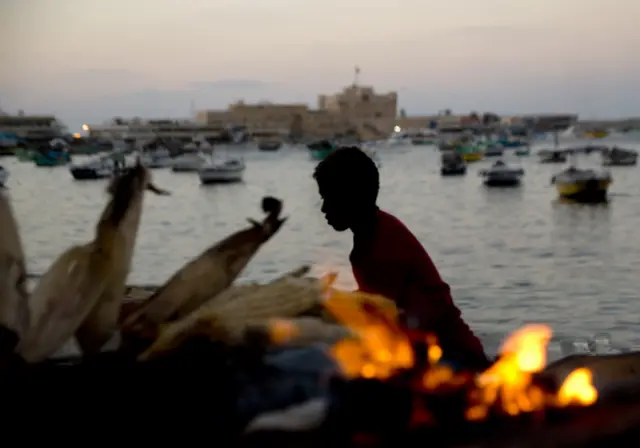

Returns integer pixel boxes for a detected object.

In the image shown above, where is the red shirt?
[350,210,489,370]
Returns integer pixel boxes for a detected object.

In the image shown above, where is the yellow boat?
[551,167,612,203]
[462,151,483,162]
[584,130,609,139]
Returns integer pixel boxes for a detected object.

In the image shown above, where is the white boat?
[171,152,209,172]
[0,165,9,187]
[69,155,117,180]
[139,147,173,168]
[198,158,245,184]
[479,160,524,187]
[601,147,638,166]
[385,131,412,147]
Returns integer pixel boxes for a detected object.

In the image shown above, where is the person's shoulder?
[375,210,423,250]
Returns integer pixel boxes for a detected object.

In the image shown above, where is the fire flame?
[320,273,598,421]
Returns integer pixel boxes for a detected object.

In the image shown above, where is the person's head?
[313,146,379,232]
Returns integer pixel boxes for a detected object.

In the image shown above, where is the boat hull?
[602,157,637,167]
[199,172,244,184]
[34,153,71,167]
[461,152,483,162]
[555,179,611,203]
[198,166,245,184]
[484,177,521,187]
[441,165,466,176]
[309,149,332,161]
[515,148,531,156]
[484,148,504,157]
[0,168,8,186]
[258,142,282,151]
[70,167,113,180]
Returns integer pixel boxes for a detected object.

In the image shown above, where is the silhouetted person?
[313,147,490,371]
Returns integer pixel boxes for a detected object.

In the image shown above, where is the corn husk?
[121,196,287,338]
[138,276,326,359]
[18,163,168,362]
[0,190,30,341]
[75,163,169,354]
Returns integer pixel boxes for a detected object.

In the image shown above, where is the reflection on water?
[4,139,640,358]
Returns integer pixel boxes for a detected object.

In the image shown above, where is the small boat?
[440,151,466,176]
[307,140,336,161]
[171,152,209,172]
[0,165,8,187]
[15,148,35,162]
[69,156,118,180]
[140,147,173,169]
[258,141,282,151]
[198,158,245,184]
[484,146,504,157]
[33,149,71,166]
[584,130,609,139]
[551,166,612,203]
[601,147,638,167]
[385,131,412,147]
[479,160,524,187]
[515,146,531,156]
[539,149,568,164]
[498,137,528,148]
[411,130,438,145]
[456,145,484,162]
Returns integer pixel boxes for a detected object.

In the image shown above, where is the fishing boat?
[456,144,483,162]
[539,149,568,164]
[497,137,528,148]
[171,152,209,172]
[411,130,439,145]
[515,146,531,156]
[15,148,35,162]
[257,141,282,151]
[484,146,504,157]
[601,147,638,167]
[307,140,336,161]
[551,162,612,203]
[140,147,173,168]
[584,130,609,139]
[479,160,524,187]
[0,165,8,187]
[69,155,119,180]
[440,151,466,176]
[198,158,245,184]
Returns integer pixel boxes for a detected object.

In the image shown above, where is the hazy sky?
[1,0,639,131]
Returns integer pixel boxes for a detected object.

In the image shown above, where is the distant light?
[82,124,89,131]
[394,126,401,132]
[73,133,81,139]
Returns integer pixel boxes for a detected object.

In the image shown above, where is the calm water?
[4,137,640,357]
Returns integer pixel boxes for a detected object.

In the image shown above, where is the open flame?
[318,273,598,421]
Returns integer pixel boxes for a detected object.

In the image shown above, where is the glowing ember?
[321,272,599,421]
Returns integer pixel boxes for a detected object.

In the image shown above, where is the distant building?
[194,82,398,141]
[0,111,66,143]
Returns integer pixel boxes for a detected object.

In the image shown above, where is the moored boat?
[140,147,173,168]
[307,140,336,161]
[171,152,209,172]
[551,166,612,203]
[15,148,35,162]
[484,146,504,157]
[515,146,531,156]
[198,158,245,184]
[456,144,483,162]
[0,165,8,187]
[69,155,119,180]
[440,151,466,176]
[479,160,524,187]
[601,147,638,167]
[539,149,568,164]
[258,141,282,151]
